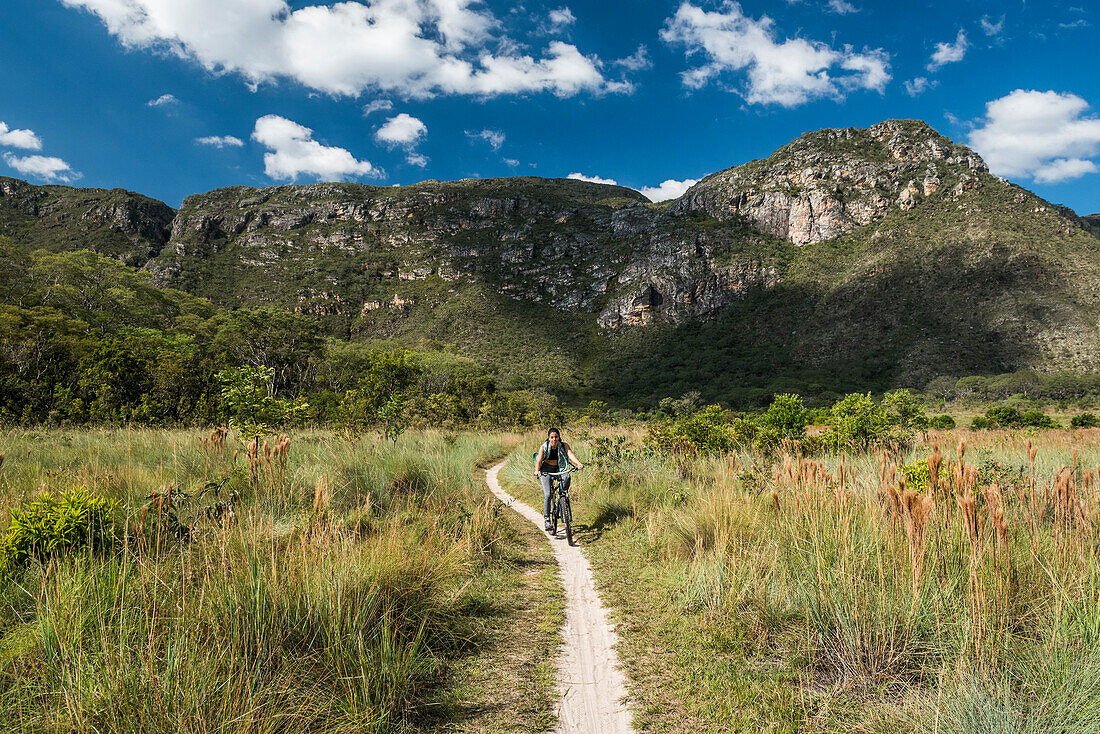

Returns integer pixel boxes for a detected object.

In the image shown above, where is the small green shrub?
[1020,410,1058,429]
[901,459,948,492]
[646,405,735,454]
[824,393,902,449]
[985,406,1023,428]
[970,416,993,430]
[1072,413,1099,428]
[0,486,116,579]
[929,415,956,430]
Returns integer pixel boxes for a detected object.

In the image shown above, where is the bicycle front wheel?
[562,496,573,545]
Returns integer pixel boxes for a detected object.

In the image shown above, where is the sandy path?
[485,461,635,734]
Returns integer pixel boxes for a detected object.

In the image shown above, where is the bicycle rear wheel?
[551,495,559,535]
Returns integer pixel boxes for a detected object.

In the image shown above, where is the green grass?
[0,428,562,733]
[496,426,1100,732]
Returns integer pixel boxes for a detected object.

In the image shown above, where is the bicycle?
[540,467,576,545]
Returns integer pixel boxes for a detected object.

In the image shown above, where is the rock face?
[6,119,1100,390]
[672,120,989,245]
[152,176,786,329]
[0,176,176,266]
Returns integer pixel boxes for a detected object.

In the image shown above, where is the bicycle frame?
[539,468,575,543]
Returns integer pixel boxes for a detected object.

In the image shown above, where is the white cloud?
[927,30,968,71]
[362,99,394,116]
[1034,158,1097,184]
[61,0,623,99]
[252,114,376,181]
[967,89,1100,183]
[0,122,43,150]
[826,0,858,14]
[466,128,505,150]
[615,44,652,71]
[375,113,427,146]
[660,1,890,107]
[548,7,575,28]
[639,178,698,202]
[904,77,936,96]
[196,135,245,147]
[980,14,1004,36]
[567,172,617,185]
[406,152,428,167]
[503,157,519,166]
[3,153,79,183]
[146,93,179,107]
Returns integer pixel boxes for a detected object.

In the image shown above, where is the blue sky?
[1,0,1097,213]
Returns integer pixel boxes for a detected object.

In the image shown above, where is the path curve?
[485,461,635,734]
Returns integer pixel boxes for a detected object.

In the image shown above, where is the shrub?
[760,393,808,438]
[901,459,948,492]
[985,406,1023,428]
[1020,410,1058,429]
[1072,413,1099,428]
[970,416,993,430]
[646,405,735,454]
[929,415,956,430]
[883,389,929,431]
[0,486,116,579]
[824,393,899,449]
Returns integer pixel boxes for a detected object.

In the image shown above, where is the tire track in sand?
[485,461,635,734]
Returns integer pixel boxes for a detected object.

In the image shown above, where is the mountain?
[2,120,1098,404]
[0,177,174,266]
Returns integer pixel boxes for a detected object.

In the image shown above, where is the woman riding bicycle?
[534,428,584,531]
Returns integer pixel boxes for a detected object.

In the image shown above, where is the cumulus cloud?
[466,128,505,150]
[3,153,79,183]
[567,172,618,185]
[61,0,624,99]
[196,135,245,147]
[406,152,428,167]
[660,1,890,107]
[146,93,179,107]
[375,113,427,146]
[565,172,697,201]
[980,14,1004,36]
[252,114,376,181]
[927,30,968,71]
[904,77,936,97]
[0,122,43,150]
[967,89,1100,183]
[826,0,858,14]
[548,7,576,29]
[639,178,698,202]
[362,99,394,116]
[615,44,652,71]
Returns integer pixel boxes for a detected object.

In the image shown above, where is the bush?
[1020,409,1058,429]
[0,486,116,579]
[970,416,993,430]
[646,405,735,454]
[883,389,929,431]
[1072,413,1099,428]
[824,393,900,449]
[985,406,1023,428]
[901,459,948,492]
[929,414,956,430]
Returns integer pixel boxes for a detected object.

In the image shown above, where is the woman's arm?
[564,443,584,470]
[534,446,544,475]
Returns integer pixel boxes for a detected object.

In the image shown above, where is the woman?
[534,428,584,532]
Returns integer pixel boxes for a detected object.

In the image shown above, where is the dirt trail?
[485,461,635,734]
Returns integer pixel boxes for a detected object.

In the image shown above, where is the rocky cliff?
[0,176,175,266]
[3,120,1099,400]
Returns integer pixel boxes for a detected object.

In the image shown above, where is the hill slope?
[2,120,1098,404]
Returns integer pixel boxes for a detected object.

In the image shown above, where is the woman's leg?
[540,474,553,521]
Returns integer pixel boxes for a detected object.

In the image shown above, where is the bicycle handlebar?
[537,467,578,476]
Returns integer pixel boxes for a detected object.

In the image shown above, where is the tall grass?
[567,427,1100,727]
[0,428,517,732]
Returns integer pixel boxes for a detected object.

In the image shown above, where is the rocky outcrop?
[0,176,175,266]
[672,120,989,245]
